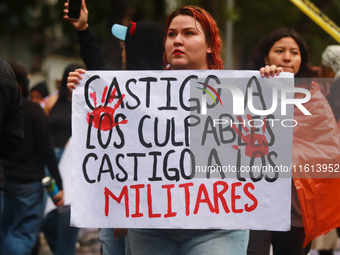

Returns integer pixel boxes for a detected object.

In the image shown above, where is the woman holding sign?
[125,6,248,255]
[67,5,249,255]
[247,28,340,255]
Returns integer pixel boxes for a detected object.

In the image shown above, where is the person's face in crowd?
[30,90,45,104]
[265,37,301,75]
[165,15,211,70]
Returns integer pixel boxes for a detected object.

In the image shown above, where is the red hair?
[163,6,224,70]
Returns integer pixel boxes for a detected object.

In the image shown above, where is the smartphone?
[68,0,82,20]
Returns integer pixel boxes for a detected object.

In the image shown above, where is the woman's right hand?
[67,68,86,90]
[63,0,89,31]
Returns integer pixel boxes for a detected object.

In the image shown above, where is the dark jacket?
[0,58,24,189]
[3,98,63,190]
[77,21,165,70]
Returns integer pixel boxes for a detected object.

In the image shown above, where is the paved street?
[38,229,101,255]
[37,230,340,255]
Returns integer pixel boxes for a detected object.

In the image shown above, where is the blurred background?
[1,0,340,93]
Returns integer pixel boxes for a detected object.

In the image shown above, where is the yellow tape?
[290,0,340,43]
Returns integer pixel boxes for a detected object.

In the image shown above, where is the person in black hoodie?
[0,57,24,220]
[63,0,165,71]
[64,1,165,255]
[0,60,64,255]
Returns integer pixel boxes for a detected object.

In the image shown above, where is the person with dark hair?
[68,5,248,255]
[30,81,49,107]
[7,59,31,98]
[45,64,81,147]
[248,28,314,80]
[0,57,24,220]
[246,28,340,255]
[0,60,64,255]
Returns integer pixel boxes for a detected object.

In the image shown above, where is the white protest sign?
[71,70,294,230]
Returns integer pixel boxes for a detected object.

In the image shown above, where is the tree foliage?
[233,0,340,68]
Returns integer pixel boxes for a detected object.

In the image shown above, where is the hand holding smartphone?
[68,0,82,20]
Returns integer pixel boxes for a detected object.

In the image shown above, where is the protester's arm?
[43,147,64,193]
[44,94,59,117]
[43,147,65,207]
[77,28,110,70]
[64,0,109,70]
[63,0,89,31]
[32,102,64,205]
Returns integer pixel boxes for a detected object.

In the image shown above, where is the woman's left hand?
[260,65,283,78]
